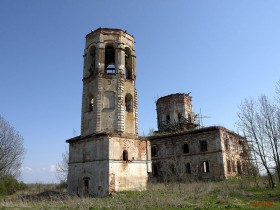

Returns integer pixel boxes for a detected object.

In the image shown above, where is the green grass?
[0,179,279,209]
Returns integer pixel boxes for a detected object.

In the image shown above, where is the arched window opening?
[151,146,157,157]
[123,150,128,161]
[125,93,133,112]
[124,47,132,79]
[183,143,189,153]
[201,161,210,173]
[88,46,96,76]
[105,46,116,74]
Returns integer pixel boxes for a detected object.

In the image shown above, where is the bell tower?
[81,28,138,136]
[67,28,151,197]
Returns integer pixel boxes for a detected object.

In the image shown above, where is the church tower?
[66,28,151,197]
[81,28,138,136]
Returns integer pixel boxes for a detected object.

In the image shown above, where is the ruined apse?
[66,28,151,197]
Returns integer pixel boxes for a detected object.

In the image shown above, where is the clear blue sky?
[1,0,279,183]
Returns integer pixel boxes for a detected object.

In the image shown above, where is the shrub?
[0,176,27,196]
[0,180,7,195]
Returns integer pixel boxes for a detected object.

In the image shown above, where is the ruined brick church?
[66,28,249,197]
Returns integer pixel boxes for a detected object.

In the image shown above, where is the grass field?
[0,177,279,209]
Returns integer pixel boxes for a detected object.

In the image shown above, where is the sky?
[0,0,280,183]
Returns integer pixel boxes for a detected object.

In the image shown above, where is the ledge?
[148,126,245,140]
[66,132,142,143]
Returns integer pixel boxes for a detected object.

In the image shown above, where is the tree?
[56,148,68,184]
[0,115,25,178]
[237,81,280,188]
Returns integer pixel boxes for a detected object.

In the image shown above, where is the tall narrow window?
[224,138,230,151]
[105,45,116,74]
[125,93,133,112]
[201,161,210,173]
[227,160,231,172]
[188,113,192,123]
[87,95,94,112]
[232,161,236,172]
[200,140,208,152]
[186,163,191,174]
[153,165,158,177]
[124,47,132,79]
[237,161,242,174]
[123,150,128,161]
[166,115,170,123]
[238,140,243,153]
[151,146,157,157]
[83,177,90,196]
[88,97,94,112]
[88,46,96,76]
[183,143,189,153]
[90,98,94,111]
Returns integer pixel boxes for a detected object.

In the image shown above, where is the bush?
[0,176,27,196]
[0,181,7,195]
